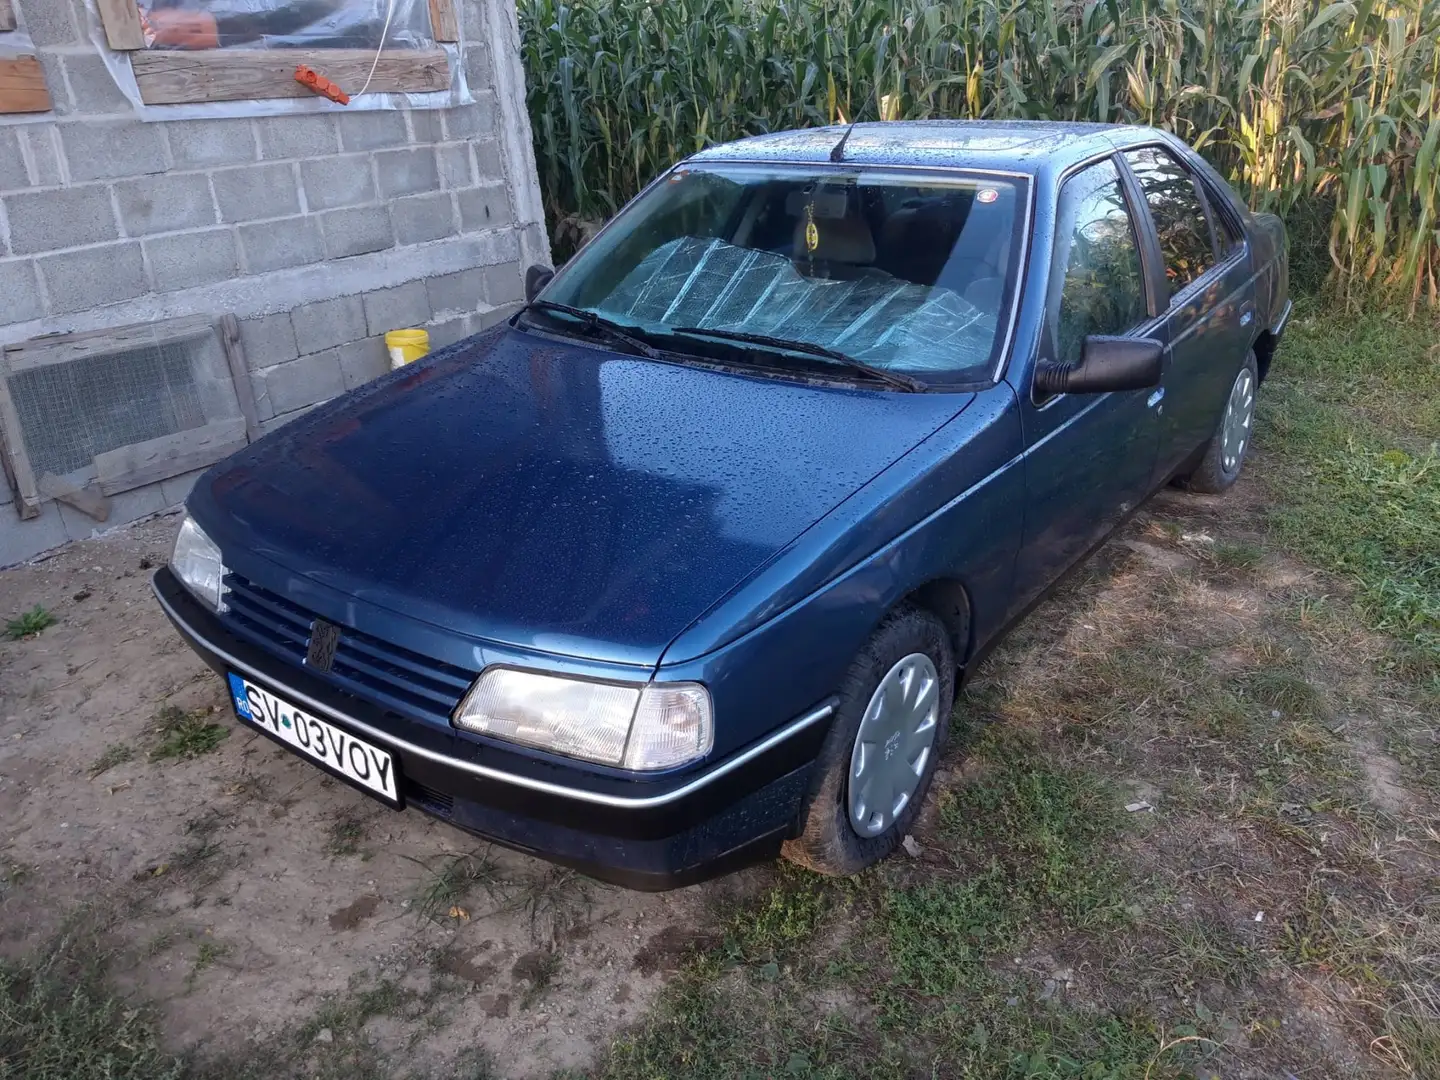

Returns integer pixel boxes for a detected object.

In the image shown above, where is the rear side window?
[1050,159,1148,369]
[1123,147,1217,296]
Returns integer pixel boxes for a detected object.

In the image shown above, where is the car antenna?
[828,119,858,163]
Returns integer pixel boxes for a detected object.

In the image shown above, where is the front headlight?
[452,667,713,771]
[170,516,228,612]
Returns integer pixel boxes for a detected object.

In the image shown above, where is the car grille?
[221,573,476,723]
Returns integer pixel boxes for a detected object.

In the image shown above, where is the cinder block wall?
[0,0,548,567]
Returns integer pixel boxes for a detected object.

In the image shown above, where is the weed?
[1208,539,1265,572]
[88,742,134,778]
[186,940,231,989]
[5,604,55,640]
[410,849,500,923]
[514,949,561,1009]
[149,705,228,762]
[325,814,366,858]
[514,864,591,942]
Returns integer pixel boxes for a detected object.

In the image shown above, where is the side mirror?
[1034,336,1163,396]
[524,264,554,303]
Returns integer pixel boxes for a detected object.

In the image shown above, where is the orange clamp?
[295,65,350,105]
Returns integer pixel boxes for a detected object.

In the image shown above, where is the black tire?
[781,606,955,876]
[1178,350,1259,494]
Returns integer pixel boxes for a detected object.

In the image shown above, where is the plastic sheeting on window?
[85,0,470,118]
[135,0,431,51]
[598,237,1002,378]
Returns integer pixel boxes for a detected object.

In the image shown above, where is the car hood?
[191,326,970,666]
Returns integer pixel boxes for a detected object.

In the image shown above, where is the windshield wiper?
[668,325,926,392]
[521,300,661,359]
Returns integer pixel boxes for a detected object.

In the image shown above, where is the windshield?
[539,163,1028,383]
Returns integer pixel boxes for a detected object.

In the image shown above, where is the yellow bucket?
[385,328,429,369]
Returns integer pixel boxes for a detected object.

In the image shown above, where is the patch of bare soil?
[0,512,762,1077]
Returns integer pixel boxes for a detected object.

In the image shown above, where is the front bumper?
[153,568,834,890]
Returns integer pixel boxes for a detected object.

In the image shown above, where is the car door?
[1008,156,1164,614]
[1119,145,1251,484]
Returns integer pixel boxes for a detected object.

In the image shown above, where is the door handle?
[1147,388,1165,409]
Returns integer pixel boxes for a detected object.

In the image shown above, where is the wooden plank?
[96,0,146,50]
[94,419,247,495]
[37,473,110,523]
[217,315,260,445]
[0,366,40,518]
[428,0,459,43]
[133,48,451,105]
[0,0,17,34]
[0,56,52,114]
[4,315,215,374]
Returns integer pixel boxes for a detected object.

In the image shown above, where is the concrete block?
[300,154,377,211]
[472,139,503,182]
[18,126,62,187]
[436,142,473,189]
[258,352,345,416]
[408,110,443,145]
[291,293,365,354]
[0,129,28,191]
[145,228,239,292]
[238,215,324,274]
[38,241,147,313]
[483,261,524,306]
[16,0,79,44]
[336,336,388,390]
[256,114,339,160]
[238,312,299,370]
[427,315,474,350]
[458,184,512,232]
[443,91,497,140]
[337,110,408,152]
[0,510,69,570]
[463,45,492,94]
[0,259,44,322]
[426,267,485,317]
[166,119,257,168]
[116,173,217,236]
[60,53,129,115]
[213,162,300,223]
[57,481,166,541]
[319,205,393,259]
[375,147,440,199]
[391,191,456,245]
[161,467,209,508]
[5,185,118,255]
[61,121,168,182]
[34,51,69,114]
[476,303,520,332]
[363,280,429,337]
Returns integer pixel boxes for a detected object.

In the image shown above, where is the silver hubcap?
[848,652,940,838]
[1220,367,1255,475]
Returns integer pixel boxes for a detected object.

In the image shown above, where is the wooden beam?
[0,366,40,519]
[217,315,261,445]
[132,48,451,105]
[0,56,52,114]
[94,419,247,496]
[428,0,459,43]
[36,473,110,523]
[3,315,215,374]
[95,0,146,50]
[0,0,17,34]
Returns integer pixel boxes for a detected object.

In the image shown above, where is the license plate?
[227,673,399,805]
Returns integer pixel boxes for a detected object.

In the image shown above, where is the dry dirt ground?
[0,510,766,1078]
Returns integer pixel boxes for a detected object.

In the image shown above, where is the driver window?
[1050,160,1148,370]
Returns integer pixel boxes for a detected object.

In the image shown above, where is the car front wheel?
[782,606,954,876]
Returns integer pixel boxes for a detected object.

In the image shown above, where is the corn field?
[518,0,1440,307]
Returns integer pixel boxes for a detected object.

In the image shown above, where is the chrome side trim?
[1271,298,1293,337]
[153,579,835,810]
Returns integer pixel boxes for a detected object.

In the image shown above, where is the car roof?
[687,120,1163,176]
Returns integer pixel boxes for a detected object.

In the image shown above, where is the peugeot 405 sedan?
[156,121,1290,889]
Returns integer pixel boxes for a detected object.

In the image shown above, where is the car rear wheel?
[782,606,954,876]
[1178,351,1258,494]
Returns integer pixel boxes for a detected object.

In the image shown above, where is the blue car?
[156,121,1290,888]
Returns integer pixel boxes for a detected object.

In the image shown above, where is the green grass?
[5,605,55,640]
[148,706,229,762]
[409,850,500,923]
[88,742,134,778]
[325,814,366,858]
